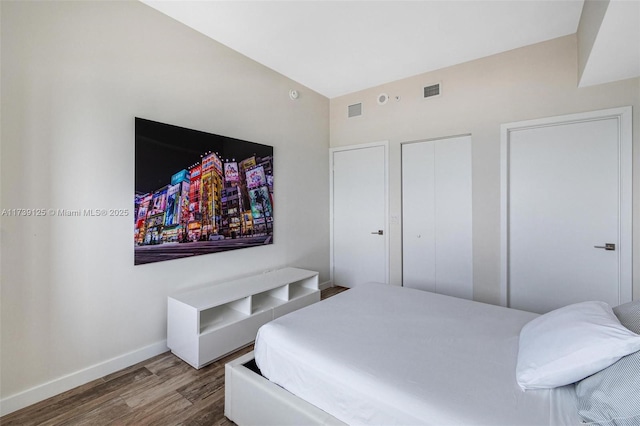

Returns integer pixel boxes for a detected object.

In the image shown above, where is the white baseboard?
[319,280,333,290]
[0,340,168,417]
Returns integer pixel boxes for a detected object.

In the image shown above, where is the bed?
[225,283,640,426]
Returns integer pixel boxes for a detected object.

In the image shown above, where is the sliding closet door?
[402,136,472,300]
[402,142,437,291]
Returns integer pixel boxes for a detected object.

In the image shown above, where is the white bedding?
[255,283,581,425]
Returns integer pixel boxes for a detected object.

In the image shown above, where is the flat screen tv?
[134,117,274,265]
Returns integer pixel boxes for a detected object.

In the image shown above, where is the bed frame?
[225,351,347,426]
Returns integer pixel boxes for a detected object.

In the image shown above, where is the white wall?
[0,0,329,412]
[577,0,609,84]
[330,35,640,305]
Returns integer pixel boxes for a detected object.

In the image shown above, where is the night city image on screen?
[134,118,274,265]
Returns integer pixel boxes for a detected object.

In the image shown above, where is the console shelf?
[167,267,320,369]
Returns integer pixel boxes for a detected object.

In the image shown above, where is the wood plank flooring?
[1,286,348,426]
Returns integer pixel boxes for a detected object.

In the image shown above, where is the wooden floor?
[1,286,348,426]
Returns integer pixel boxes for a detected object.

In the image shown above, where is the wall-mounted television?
[134,118,274,265]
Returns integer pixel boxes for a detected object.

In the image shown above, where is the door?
[331,142,388,287]
[501,107,632,314]
[402,135,472,299]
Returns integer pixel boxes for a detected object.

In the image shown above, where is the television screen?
[134,118,273,265]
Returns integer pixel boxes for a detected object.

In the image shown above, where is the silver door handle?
[594,243,615,251]
[371,230,383,235]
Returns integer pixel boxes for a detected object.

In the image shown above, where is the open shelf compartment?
[252,286,288,314]
[200,297,251,334]
[289,276,319,300]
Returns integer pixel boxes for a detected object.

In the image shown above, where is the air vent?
[348,103,362,118]
[423,83,441,99]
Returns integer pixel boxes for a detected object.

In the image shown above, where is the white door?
[501,107,632,314]
[331,143,388,287]
[402,135,472,299]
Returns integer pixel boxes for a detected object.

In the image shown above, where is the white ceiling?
[140,1,636,99]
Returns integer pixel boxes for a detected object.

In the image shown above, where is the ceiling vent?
[348,103,363,118]
[423,83,441,99]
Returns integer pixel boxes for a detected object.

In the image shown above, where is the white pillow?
[516,301,640,390]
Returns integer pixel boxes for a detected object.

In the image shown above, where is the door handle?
[594,243,615,251]
[371,230,383,235]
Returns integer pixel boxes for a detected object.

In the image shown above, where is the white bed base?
[225,351,347,426]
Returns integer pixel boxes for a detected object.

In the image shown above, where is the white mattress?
[255,283,581,426]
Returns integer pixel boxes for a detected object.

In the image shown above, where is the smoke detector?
[377,93,389,105]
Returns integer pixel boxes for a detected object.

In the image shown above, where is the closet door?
[402,141,437,292]
[402,136,472,299]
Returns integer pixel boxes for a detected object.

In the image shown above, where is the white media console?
[167,267,320,369]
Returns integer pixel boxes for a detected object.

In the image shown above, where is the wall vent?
[423,83,441,99]
[348,103,363,118]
